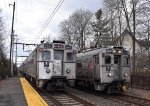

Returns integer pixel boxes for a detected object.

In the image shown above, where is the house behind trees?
[115,29,150,72]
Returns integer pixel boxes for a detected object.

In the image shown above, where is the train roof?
[77,46,128,57]
[19,41,74,67]
[77,47,106,57]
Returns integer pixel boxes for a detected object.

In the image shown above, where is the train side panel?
[76,54,94,81]
[23,50,37,79]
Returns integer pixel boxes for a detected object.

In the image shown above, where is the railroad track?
[68,86,150,106]
[26,78,94,106]
[40,89,94,106]
[26,77,150,106]
[112,94,150,106]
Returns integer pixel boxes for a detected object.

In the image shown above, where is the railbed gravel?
[125,87,150,100]
[66,87,137,106]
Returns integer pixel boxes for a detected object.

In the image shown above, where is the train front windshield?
[54,50,63,60]
[42,50,51,61]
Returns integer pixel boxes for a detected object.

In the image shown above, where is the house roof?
[115,29,150,47]
[115,29,138,43]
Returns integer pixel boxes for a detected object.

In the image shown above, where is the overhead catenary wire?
[32,0,64,45]
[32,0,64,44]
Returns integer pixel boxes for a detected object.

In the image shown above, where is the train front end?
[102,47,131,93]
[37,41,76,89]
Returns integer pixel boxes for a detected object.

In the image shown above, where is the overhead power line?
[32,0,64,44]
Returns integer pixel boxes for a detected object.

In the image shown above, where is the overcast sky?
[0,0,103,65]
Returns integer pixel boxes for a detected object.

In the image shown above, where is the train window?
[77,63,82,68]
[44,44,52,48]
[42,50,51,61]
[105,55,111,64]
[54,50,63,60]
[114,56,118,64]
[95,56,99,64]
[123,57,129,65]
[67,53,73,61]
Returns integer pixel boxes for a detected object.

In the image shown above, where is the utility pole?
[132,0,136,73]
[130,0,136,88]
[10,2,15,77]
[15,38,17,67]
[148,20,150,58]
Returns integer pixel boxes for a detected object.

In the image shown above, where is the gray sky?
[0,0,103,65]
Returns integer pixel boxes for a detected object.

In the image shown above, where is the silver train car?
[76,47,131,93]
[19,40,76,89]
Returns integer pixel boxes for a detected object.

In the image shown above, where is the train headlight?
[124,73,127,77]
[66,69,70,73]
[108,73,112,77]
[113,50,117,53]
[118,50,122,53]
[46,68,50,73]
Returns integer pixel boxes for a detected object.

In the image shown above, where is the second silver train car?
[76,47,131,93]
[19,40,76,89]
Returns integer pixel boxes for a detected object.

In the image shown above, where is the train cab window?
[42,50,51,61]
[123,57,129,65]
[54,50,63,60]
[67,53,73,61]
[77,63,82,68]
[114,56,118,64]
[95,56,99,64]
[105,55,111,64]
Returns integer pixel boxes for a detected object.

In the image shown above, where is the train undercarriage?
[75,79,126,94]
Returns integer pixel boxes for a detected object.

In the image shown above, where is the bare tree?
[42,34,51,43]
[59,19,74,45]
[104,0,150,72]
[104,0,150,40]
[0,9,10,79]
[0,10,5,60]
[59,9,93,52]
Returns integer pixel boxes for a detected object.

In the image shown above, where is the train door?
[93,54,100,80]
[53,50,64,75]
[114,55,122,79]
